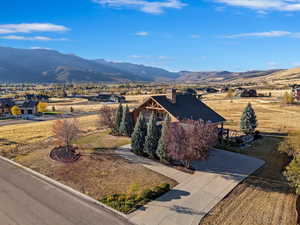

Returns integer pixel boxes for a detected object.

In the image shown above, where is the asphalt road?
[0,158,133,225]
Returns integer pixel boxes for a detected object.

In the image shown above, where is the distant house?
[292,85,300,101]
[205,87,219,94]
[18,101,39,115]
[132,89,225,127]
[235,88,257,97]
[0,98,15,116]
[91,94,125,103]
[25,94,49,102]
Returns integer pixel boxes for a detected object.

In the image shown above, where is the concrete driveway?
[118,146,265,225]
[0,158,133,225]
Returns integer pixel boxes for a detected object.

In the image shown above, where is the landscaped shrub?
[131,113,147,155]
[119,105,133,137]
[156,115,170,162]
[100,183,171,213]
[144,113,159,158]
[240,103,257,135]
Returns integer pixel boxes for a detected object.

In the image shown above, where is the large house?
[25,94,49,102]
[132,89,225,127]
[19,101,39,115]
[0,98,15,116]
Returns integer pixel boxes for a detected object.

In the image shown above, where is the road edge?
[0,155,131,223]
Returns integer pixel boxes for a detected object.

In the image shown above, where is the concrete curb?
[0,155,130,222]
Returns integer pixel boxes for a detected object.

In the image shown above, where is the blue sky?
[2,0,300,72]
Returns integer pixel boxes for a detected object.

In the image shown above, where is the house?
[204,87,219,94]
[0,98,15,116]
[132,89,225,127]
[90,94,125,103]
[235,88,257,97]
[292,85,300,101]
[18,101,39,115]
[25,94,49,102]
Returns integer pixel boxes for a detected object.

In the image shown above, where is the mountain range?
[0,46,299,84]
[0,46,178,83]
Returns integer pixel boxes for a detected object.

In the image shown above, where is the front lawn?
[6,131,177,205]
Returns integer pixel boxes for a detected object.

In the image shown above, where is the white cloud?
[93,0,186,14]
[128,54,147,58]
[0,23,69,34]
[215,0,300,12]
[223,30,300,38]
[135,31,149,36]
[0,35,67,41]
[30,47,52,50]
[190,34,201,38]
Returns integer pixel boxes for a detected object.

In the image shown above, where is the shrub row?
[100,183,170,213]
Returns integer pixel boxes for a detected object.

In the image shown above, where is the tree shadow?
[168,205,206,216]
[156,189,190,202]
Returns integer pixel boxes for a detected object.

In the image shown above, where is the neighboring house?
[25,94,49,102]
[235,88,257,97]
[18,101,39,115]
[132,89,226,127]
[0,98,15,116]
[292,85,300,101]
[204,87,219,94]
[90,94,125,103]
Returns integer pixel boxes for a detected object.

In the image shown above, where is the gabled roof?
[151,94,225,123]
[20,101,38,108]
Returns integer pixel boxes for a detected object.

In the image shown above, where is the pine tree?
[119,105,133,137]
[131,113,147,155]
[156,115,170,162]
[240,103,257,135]
[112,103,123,135]
[144,113,159,158]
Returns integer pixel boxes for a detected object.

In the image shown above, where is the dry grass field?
[202,91,300,133]
[0,115,99,151]
[200,136,297,225]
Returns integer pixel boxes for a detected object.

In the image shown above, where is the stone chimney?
[167,88,177,104]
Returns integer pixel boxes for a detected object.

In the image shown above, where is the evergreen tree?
[131,113,147,155]
[112,103,123,135]
[119,105,133,137]
[144,113,159,158]
[240,103,257,135]
[156,115,170,162]
[284,157,300,194]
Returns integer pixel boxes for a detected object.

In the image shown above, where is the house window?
[28,109,33,114]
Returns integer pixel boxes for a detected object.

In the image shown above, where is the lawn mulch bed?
[49,146,80,163]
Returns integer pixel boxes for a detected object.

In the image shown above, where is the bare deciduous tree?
[165,120,218,169]
[52,118,81,150]
[98,105,116,130]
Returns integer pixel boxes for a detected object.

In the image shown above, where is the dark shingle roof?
[151,94,225,123]
[21,101,38,108]
[0,98,15,107]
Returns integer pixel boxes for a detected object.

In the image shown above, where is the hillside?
[0,46,178,83]
[177,70,282,83]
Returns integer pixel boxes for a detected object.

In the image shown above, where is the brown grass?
[200,136,297,225]
[0,115,99,151]
[203,93,300,133]
[10,132,177,200]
